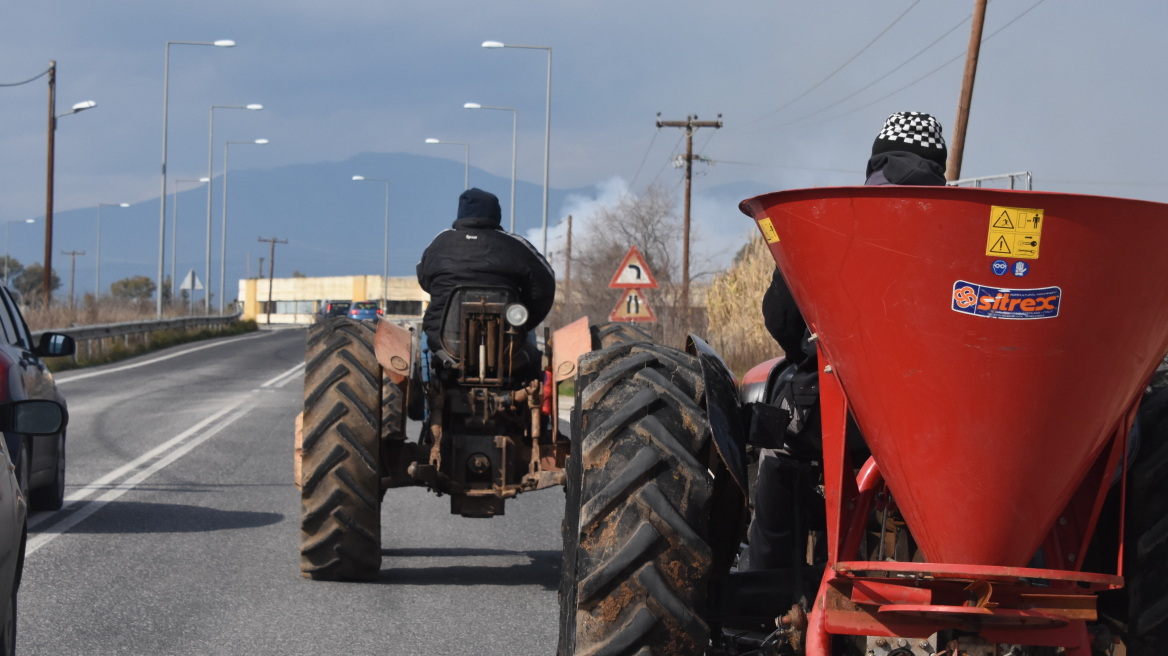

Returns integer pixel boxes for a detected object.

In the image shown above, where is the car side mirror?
[0,400,66,435]
[36,332,76,358]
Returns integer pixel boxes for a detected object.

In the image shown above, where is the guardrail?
[33,314,243,363]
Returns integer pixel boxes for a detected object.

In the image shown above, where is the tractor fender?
[551,316,592,384]
[374,320,413,386]
[685,333,749,496]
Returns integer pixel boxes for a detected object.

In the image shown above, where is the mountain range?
[29,152,773,304]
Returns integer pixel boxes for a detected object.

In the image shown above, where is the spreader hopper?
[740,186,1168,569]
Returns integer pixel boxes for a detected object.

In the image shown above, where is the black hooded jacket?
[416,188,556,350]
[864,151,947,186]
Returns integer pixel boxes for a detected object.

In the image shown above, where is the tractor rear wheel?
[1124,385,1168,653]
[558,342,713,654]
[299,317,383,581]
[593,322,653,348]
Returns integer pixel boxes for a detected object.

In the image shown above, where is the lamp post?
[205,103,262,313]
[44,58,97,305]
[4,219,36,286]
[482,40,552,254]
[220,139,268,313]
[172,178,208,299]
[464,102,518,233]
[352,176,390,308]
[158,39,235,317]
[95,202,130,298]
[424,138,470,190]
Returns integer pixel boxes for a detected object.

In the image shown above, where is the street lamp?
[158,39,235,317]
[482,40,552,254]
[4,219,36,286]
[220,139,268,313]
[44,57,98,305]
[172,178,208,298]
[425,138,470,190]
[464,102,518,233]
[95,202,129,298]
[205,103,263,313]
[352,176,390,309]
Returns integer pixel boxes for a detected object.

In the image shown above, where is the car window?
[0,288,22,347]
[354,302,378,309]
[5,293,35,349]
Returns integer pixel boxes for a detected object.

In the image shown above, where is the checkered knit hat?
[871,111,947,167]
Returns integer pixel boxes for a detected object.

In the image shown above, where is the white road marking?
[27,359,307,555]
[261,362,305,388]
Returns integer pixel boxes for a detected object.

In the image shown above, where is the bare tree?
[550,184,710,349]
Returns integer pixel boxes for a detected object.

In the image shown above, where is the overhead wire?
[646,132,685,191]
[796,0,1047,130]
[743,0,922,128]
[755,12,973,133]
[0,67,51,87]
[628,129,659,192]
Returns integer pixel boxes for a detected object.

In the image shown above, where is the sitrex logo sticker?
[951,281,1061,320]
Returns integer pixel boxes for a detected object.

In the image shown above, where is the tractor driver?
[416,187,556,370]
[746,112,949,571]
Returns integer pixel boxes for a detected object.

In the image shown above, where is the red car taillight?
[377,309,383,315]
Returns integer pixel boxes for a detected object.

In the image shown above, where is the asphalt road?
[17,327,565,655]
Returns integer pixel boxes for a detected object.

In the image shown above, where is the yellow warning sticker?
[986,205,1044,259]
[758,217,780,244]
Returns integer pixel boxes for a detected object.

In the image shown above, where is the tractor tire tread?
[299,317,383,581]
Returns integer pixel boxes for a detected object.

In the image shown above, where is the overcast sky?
[3,0,1166,272]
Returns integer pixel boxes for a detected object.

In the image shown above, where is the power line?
[753,13,972,133]
[743,0,922,127]
[628,129,660,192]
[0,66,51,87]
[646,132,685,191]
[773,0,1047,133]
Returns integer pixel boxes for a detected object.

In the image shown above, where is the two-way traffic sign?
[608,288,657,322]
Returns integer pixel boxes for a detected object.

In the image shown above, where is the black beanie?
[456,188,502,226]
[871,112,947,169]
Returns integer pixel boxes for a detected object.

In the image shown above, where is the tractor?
[295,283,645,581]
[556,186,1168,655]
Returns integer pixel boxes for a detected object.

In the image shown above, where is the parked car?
[348,300,382,322]
[315,300,351,322]
[0,399,67,652]
[0,285,75,511]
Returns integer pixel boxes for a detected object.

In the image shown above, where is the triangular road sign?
[608,288,657,323]
[180,269,204,291]
[609,245,659,289]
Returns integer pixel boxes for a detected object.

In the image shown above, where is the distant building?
[238,275,428,324]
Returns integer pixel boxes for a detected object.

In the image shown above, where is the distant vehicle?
[0,398,68,652]
[315,300,351,322]
[348,300,382,322]
[0,284,75,511]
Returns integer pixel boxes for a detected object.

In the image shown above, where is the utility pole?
[947,0,987,181]
[564,214,572,312]
[60,249,84,309]
[258,236,287,325]
[655,113,722,319]
[43,61,56,307]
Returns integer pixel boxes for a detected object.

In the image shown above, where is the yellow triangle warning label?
[989,235,1012,254]
[992,211,1015,229]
